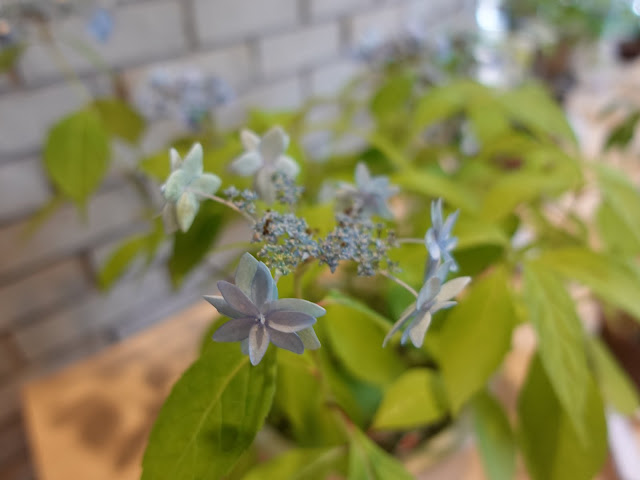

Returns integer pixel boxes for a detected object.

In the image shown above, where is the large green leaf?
[392,169,479,213]
[413,80,481,134]
[518,356,607,480]
[596,200,640,255]
[370,73,414,120]
[348,428,413,480]
[242,447,347,480]
[272,350,346,445]
[589,338,640,415]
[523,262,591,441]
[372,368,446,430]
[595,163,640,250]
[472,391,516,480]
[322,292,405,387]
[91,98,145,143]
[604,111,640,150]
[535,247,640,321]
[168,202,225,287]
[497,84,575,142]
[44,109,111,208]
[141,343,277,480]
[429,266,516,412]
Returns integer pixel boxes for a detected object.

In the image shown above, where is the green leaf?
[466,94,510,145]
[272,350,346,445]
[429,266,515,412]
[604,111,640,150]
[596,200,640,255]
[141,343,277,480]
[242,446,347,480]
[454,215,510,250]
[523,262,591,441]
[322,292,405,387]
[91,98,145,143]
[370,73,414,119]
[98,219,164,290]
[139,150,170,181]
[413,80,480,133]
[595,164,640,251]
[535,247,640,321]
[518,356,607,480]
[498,84,575,142]
[367,132,411,169]
[472,391,515,480]
[392,169,479,213]
[372,368,446,430]
[348,428,413,480]
[44,109,111,208]
[589,338,640,415]
[168,202,225,287]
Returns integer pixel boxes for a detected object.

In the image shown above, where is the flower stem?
[379,270,418,298]
[190,190,256,223]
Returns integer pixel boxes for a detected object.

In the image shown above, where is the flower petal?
[417,276,441,310]
[431,300,456,314]
[442,209,460,238]
[268,330,304,354]
[431,198,443,230]
[241,129,261,150]
[203,295,244,319]
[425,230,441,260]
[355,162,371,189]
[176,191,199,232]
[191,173,221,196]
[163,170,188,202]
[267,311,316,333]
[235,253,259,298]
[169,148,182,171]
[254,167,277,204]
[230,151,262,176]
[297,327,321,350]
[162,203,179,234]
[259,126,289,164]
[251,261,274,309]
[382,301,416,347]
[435,277,470,303]
[248,324,270,365]
[181,143,204,178]
[212,318,255,342]
[274,155,300,178]
[408,311,432,348]
[217,281,259,317]
[266,298,326,318]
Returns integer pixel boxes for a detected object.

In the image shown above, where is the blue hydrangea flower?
[205,253,325,365]
[86,8,113,43]
[161,143,221,233]
[425,198,459,270]
[383,260,470,348]
[336,163,398,219]
[230,127,300,204]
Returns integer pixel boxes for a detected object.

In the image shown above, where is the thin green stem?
[189,190,256,223]
[379,270,418,298]
[397,238,425,245]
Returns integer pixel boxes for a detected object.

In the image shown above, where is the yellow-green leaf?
[44,109,111,208]
[141,343,277,480]
[348,428,413,480]
[518,355,607,480]
[242,446,347,480]
[372,368,446,430]
[91,98,145,143]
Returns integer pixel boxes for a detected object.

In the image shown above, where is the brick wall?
[0,0,473,477]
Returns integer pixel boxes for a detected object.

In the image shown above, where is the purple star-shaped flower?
[204,253,325,365]
[425,198,459,270]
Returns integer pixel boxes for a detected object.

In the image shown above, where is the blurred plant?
[134,67,234,131]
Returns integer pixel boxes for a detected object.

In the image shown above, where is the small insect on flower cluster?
[158,125,470,364]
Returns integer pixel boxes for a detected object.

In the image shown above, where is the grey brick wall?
[0,0,473,477]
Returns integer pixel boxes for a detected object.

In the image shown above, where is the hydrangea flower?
[205,253,325,365]
[230,127,300,204]
[161,143,221,233]
[336,163,398,219]
[425,198,459,270]
[383,260,470,348]
[86,7,113,43]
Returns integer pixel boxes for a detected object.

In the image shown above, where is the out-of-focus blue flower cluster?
[134,68,234,130]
